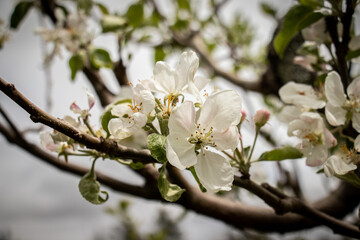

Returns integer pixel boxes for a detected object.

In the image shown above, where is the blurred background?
[0,0,348,239]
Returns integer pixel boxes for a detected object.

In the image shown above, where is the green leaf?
[69,54,84,80]
[154,46,166,63]
[346,49,360,60]
[336,171,360,188]
[96,3,109,15]
[158,164,185,202]
[77,0,93,15]
[258,146,303,161]
[101,99,131,136]
[244,146,251,158]
[10,1,34,29]
[78,160,109,204]
[126,3,143,27]
[147,133,167,163]
[299,0,324,8]
[260,2,277,17]
[274,5,323,57]
[101,15,126,33]
[89,48,113,69]
[177,0,191,11]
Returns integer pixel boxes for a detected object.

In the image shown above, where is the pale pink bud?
[254,109,270,128]
[240,110,247,124]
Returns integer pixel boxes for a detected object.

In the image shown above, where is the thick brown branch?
[0,77,155,164]
[234,177,360,238]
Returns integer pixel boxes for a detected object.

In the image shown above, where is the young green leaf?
[101,15,126,33]
[299,0,324,8]
[77,0,93,15]
[69,54,84,80]
[89,48,113,69]
[10,1,34,29]
[336,171,360,188]
[154,46,166,63]
[147,133,167,163]
[96,3,109,15]
[274,5,323,58]
[126,3,144,27]
[78,160,109,204]
[158,164,186,202]
[258,146,303,161]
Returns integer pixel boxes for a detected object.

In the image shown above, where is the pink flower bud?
[254,109,270,128]
[240,110,247,124]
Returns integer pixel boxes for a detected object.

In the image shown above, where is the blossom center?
[188,124,216,148]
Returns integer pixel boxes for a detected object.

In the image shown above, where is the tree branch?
[233,176,360,238]
[0,77,155,165]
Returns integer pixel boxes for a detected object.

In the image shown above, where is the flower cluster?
[279,71,359,177]
[104,50,244,192]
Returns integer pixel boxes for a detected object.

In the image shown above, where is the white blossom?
[324,71,360,132]
[288,112,337,166]
[142,50,209,99]
[166,90,242,192]
[279,82,325,109]
[108,84,155,140]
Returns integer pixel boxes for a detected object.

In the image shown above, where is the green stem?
[247,128,260,164]
[147,122,160,134]
[84,118,97,137]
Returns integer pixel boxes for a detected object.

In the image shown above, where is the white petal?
[108,118,132,140]
[111,104,132,117]
[212,125,239,151]
[194,151,234,192]
[168,101,196,135]
[153,61,178,94]
[352,112,360,133]
[301,143,328,166]
[185,81,203,103]
[324,155,357,177]
[40,131,58,152]
[193,75,209,91]
[277,105,302,123]
[198,90,242,132]
[166,136,197,169]
[354,134,360,152]
[131,112,147,129]
[85,89,95,110]
[323,128,337,148]
[166,101,198,169]
[324,71,346,107]
[133,84,155,114]
[325,103,347,126]
[176,50,199,89]
[279,82,325,109]
[349,35,360,50]
[347,76,360,100]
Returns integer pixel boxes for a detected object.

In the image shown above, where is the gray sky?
[0,0,342,239]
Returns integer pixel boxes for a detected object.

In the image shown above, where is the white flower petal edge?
[166,101,197,169]
[324,71,346,107]
[347,76,360,100]
[194,151,234,192]
[324,155,357,177]
[325,103,347,126]
[279,82,325,109]
[198,90,242,132]
[355,135,360,152]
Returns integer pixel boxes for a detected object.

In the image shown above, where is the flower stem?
[84,118,97,137]
[147,122,160,134]
[247,127,260,164]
